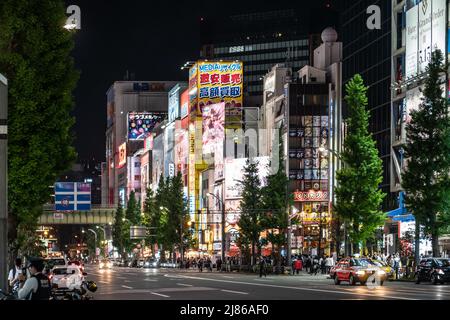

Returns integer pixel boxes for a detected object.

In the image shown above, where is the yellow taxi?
[370,259,394,280]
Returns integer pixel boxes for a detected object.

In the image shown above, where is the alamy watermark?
[367,5,381,30]
[65,5,81,30]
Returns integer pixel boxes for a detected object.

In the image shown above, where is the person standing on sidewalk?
[259,257,267,278]
[294,258,302,275]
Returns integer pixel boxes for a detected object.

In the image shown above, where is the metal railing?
[43,204,118,211]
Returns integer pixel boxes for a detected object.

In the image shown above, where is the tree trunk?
[414,221,420,265]
[432,232,440,257]
[352,224,359,255]
[251,240,255,266]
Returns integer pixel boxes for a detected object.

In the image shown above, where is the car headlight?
[144,262,150,266]
[377,270,386,275]
[152,263,157,266]
[99,263,104,268]
[356,270,365,275]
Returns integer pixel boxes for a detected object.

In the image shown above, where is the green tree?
[402,50,450,258]
[126,190,141,225]
[168,172,191,261]
[112,203,127,258]
[142,187,158,257]
[261,129,291,273]
[0,0,79,256]
[155,174,169,259]
[334,74,386,254]
[238,158,263,266]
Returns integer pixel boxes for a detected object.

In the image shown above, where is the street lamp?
[208,192,226,270]
[87,229,97,258]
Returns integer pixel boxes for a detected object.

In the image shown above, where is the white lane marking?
[254,278,274,282]
[144,279,158,282]
[98,281,109,284]
[121,285,133,289]
[150,292,170,298]
[222,276,234,279]
[221,289,249,295]
[173,274,418,300]
[177,283,193,287]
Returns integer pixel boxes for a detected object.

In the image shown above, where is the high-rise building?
[340,0,396,211]
[260,27,343,256]
[200,7,338,99]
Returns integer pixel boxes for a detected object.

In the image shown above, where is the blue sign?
[55,182,91,211]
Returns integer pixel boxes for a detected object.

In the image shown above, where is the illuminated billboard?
[202,102,225,155]
[405,0,447,78]
[127,112,166,140]
[118,142,126,168]
[168,84,187,123]
[189,61,243,127]
[180,89,189,119]
[55,182,91,211]
[225,157,270,199]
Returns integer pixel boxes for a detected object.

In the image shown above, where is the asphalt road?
[83,265,450,300]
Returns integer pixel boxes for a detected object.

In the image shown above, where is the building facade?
[200,7,338,98]
[103,81,177,206]
[340,0,396,212]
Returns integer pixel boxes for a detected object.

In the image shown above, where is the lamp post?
[96,226,108,257]
[87,229,97,258]
[209,192,226,270]
[0,74,7,293]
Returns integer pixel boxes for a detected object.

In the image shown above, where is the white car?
[50,266,85,290]
[99,259,113,269]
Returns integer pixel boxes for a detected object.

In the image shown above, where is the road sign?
[55,182,91,211]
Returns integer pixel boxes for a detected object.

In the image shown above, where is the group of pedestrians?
[5,257,52,300]
[290,254,336,276]
[177,256,239,272]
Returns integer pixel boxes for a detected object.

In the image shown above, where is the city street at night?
[84,265,450,301]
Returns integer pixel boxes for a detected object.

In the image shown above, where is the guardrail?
[43,204,118,211]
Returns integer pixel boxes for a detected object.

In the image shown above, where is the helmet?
[86,281,97,292]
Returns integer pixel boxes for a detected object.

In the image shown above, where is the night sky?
[67,0,336,162]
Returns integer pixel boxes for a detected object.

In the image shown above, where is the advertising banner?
[225,157,270,199]
[55,182,91,211]
[293,190,329,202]
[180,89,189,119]
[189,61,243,128]
[118,142,126,168]
[169,84,186,123]
[406,5,419,78]
[406,0,447,77]
[202,102,225,155]
[127,112,166,140]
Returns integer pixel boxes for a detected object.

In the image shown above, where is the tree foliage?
[112,204,128,256]
[0,0,79,252]
[238,158,264,266]
[334,74,386,253]
[402,50,450,257]
[260,128,291,271]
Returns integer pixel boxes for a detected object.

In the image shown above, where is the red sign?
[294,191,328,202]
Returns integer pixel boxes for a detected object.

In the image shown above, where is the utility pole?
[0,74,7,293]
